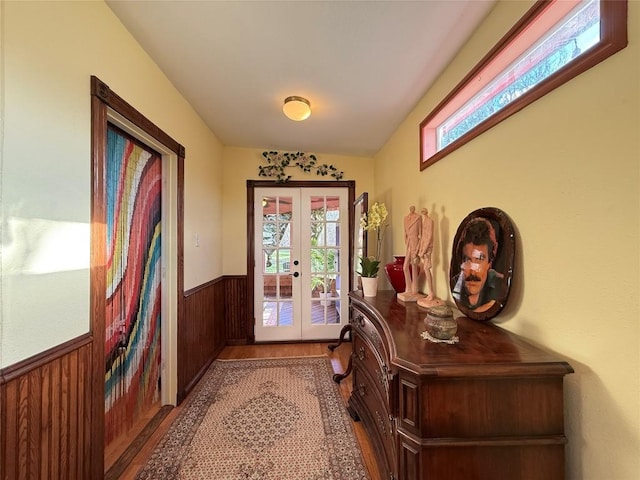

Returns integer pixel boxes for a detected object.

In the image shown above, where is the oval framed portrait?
[449,207,515,321]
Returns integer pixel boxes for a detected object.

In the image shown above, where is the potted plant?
[311,275,335,306]
[359,256,381,278]
[310,275,326,294]
[358,202,388,296]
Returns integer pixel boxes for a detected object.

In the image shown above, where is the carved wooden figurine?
[398,206,425,302]
[417,207,445,308]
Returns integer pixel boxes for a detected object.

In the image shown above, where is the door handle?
[292,272,300,277]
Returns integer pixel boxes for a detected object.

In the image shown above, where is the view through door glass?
[255,190,298,342]
[301,190,349,340]
[254,187,349,342]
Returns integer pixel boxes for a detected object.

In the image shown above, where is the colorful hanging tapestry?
[105,125,162,446]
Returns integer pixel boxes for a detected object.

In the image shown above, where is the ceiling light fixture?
[282,96,311,121]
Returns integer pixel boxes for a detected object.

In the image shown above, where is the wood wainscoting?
[177,275,249,404]
[0,334,95,479]
[177,278,225,404]
[0,275,251,478]
[222,275,251,345]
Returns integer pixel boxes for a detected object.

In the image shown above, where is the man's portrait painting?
[449,207,515,321]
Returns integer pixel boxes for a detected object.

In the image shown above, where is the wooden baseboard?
[176,342,225,405]
[104,405,173,480]
[226,338,249,346]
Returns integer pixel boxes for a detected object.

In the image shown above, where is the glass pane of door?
[301,189,349,340]
[255,191,300,341]
[309,195,340,325]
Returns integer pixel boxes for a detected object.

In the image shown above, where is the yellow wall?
[1,0,638,477]
[0,1,224,366]
[374,1,640,479]
[221,146,375,274]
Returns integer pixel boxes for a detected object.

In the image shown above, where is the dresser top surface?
[350,290,573,376]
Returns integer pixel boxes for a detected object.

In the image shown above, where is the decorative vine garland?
[258,151,344,183]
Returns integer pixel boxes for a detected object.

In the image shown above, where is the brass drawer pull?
[376,410,389,436]
[358,346,366,361]
[358,383,366,397]
[377,364,390,390]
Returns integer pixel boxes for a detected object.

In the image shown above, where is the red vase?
[385,256,406,294]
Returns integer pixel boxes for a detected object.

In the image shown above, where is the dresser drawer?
[352,363,396,477]
[353,332,392,402]
[351,306,390,363]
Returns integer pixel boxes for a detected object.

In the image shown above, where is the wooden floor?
[113,342,381,480]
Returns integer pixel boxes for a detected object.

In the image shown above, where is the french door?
[254,187,350,342]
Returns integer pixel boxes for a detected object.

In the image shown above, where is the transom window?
[420,0,627,170]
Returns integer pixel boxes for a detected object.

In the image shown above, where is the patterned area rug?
[136,356,369,479]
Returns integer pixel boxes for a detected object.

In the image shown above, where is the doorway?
[253,185,351,342]
[103,125,163,447]
[91,76,182,475]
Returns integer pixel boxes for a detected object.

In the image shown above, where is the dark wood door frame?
[90,76,185,477]
[246,180,355,344]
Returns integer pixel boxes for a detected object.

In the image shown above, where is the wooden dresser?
[347,290,573,480]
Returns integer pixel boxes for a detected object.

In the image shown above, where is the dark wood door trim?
[90,75,185,477]
[246,180,355,344]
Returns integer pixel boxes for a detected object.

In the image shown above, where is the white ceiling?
[106,0,496,157]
